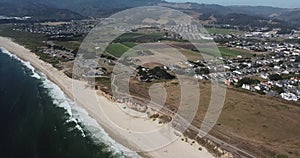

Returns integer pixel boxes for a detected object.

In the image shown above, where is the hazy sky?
[166,0,300,8]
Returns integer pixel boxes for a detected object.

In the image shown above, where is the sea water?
[0,48,139,158]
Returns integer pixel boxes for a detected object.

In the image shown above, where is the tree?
[195,68,210,75]
[271,86,284,94]
[150,67,175,80]
[269,74,282,81]
[237,77,259,87]
[295,56,300,62]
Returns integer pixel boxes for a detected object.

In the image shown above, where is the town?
[8,20,300,103]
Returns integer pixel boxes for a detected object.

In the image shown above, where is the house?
[223,65,230,69]
[291,77,300,82]
[292,51,300,56]
[282,70,289,74]
[242,84,251,90]
[274,66,281,70]
[254,85,261,91]
[260,73,268,79]
[194,74,203,80]
[280,92,298,101]
[224,79,234,86]
[233,70,242,75]
[233,78,239,83]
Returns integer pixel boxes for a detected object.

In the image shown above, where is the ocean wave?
[0,47,41,79]
[0,48,141,158]
[40,74,141,158]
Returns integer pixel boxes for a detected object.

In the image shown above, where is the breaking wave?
[0,47,140,158]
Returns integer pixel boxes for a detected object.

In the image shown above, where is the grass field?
[106,31,255,59]
[105,43,253,59]
[105,43,131,57]
[218,47,253,57]
[52,40,82,50]
[114,32,165,43]
[198,46,253,57]
[121,42,137,48]
[178,48,203,61]
[144,32,165,39]
[114,32,144,42]
[105,43,129,57]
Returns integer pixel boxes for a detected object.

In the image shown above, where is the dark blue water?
[0,49,117,158]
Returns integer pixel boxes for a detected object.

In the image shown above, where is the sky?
[166,0,300,8]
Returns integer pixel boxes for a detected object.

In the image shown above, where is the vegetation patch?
[0,24,47,51]
[105,43,130,57]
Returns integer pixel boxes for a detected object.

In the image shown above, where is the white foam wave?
[41,76,141,157]
[0,47,41,79]
[0,48,141,158]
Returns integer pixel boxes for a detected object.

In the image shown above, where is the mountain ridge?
[0,0,299,28]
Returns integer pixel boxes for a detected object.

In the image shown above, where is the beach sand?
[0,36,214,158]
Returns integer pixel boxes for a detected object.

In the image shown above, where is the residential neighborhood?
[12,19,300,103]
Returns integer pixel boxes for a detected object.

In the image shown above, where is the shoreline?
[0,36,215,158]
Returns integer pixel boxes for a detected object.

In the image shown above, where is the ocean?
[0,48,138,158]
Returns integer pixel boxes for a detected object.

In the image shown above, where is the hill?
[158,2,300,28]
[0,0,300,27]
[0,0,163,18]
[0,1,85,21]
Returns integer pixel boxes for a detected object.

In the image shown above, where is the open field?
[105,43,131,57]
[178,48,203,61]
[114,32,165,43]
[52,40,82,50]
[197,47,253,57]
[96,76,300,158]
[63,43,300,157]
[218,47,254,57]
[210,87,300,158]
[137,80,300,158]
[104,44,253,62]
[105,30,253,59]
[163,41,254,58]
[114,32,144,41]
[121,42,137,48]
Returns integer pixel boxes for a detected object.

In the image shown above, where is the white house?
[280,93,298,101]
[242,84,251,90]
[254,85,261,91]
[260,73,269,79]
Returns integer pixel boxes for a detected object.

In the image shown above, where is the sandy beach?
[0,36,214,158]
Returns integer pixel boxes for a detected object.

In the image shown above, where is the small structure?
[242,84,251,90]
[280,92,298,101]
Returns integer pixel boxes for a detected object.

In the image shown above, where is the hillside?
[0,0,300,27]
[0,0,163,18]
[159,2,300,28]
[0,1,85,21]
